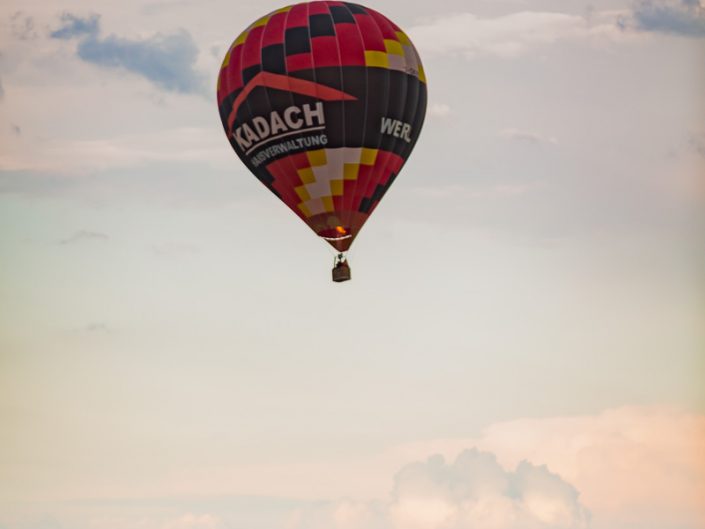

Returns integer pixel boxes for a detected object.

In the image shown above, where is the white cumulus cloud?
[287,449,589,529]
[390,407,705,529]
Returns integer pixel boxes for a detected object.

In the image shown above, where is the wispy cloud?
[141,0,196,16]
[60,230,109,244]
[50,13,99,40]
[689,132,705,157]
[410,182,537,200]
[499,128,558,144]
[0,127,229,174]
[83,322,112,334]
[427,103,451,119]
[50,13,206,94]
[0,165,243,206]
[10,11,37,40]
[629,0,705,37]
[408,11,623,59]
[162,513,225,529]
[77,31,205,94]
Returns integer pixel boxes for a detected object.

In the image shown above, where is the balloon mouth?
[318,226,353,241]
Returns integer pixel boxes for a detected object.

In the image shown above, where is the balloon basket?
[332,255,351,283]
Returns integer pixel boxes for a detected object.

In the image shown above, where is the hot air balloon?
[217,1,427,282]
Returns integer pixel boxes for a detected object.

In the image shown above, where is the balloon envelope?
[217,1,427,251]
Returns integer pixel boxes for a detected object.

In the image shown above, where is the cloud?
[1,408,701,529]
[0,164,243,207]
[427,103,451,119]
[60,230,109,244]
[83,322,111,334]
[689,133,705,157]
[390,451,589,529]
[287,501,388,529]
[499,128,558,144]
[0,127,229,174]
[10,12,37,40]
[288,449,589,529]
[407,11,623,58]
[141,0,196,16]
[50,13,99,40]
[629,0,705,37]
[161,513,225,529]
[50,13,205,94]
[77,31,205,94]
[390,407,705,529]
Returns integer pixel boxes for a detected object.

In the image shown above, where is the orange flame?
[335,226,347,235]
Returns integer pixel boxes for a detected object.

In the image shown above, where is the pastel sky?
[1,1,704,529]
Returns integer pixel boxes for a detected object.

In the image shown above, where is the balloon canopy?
[217,1,427,252]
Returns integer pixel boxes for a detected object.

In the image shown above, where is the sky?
[0,0,704,528]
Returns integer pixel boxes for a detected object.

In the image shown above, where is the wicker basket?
[332,262,351,282]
